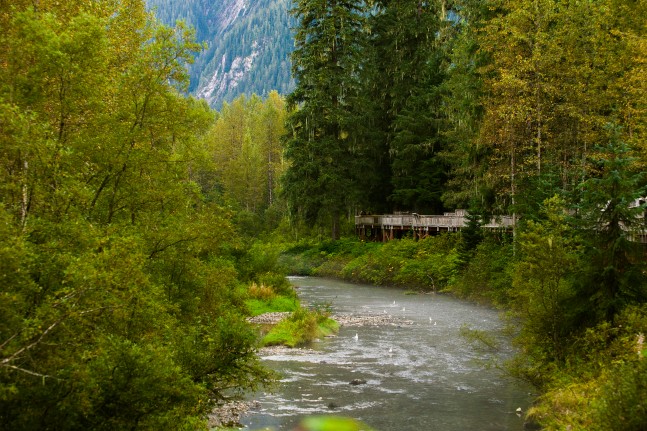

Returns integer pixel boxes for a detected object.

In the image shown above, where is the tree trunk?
[331,209,341,241]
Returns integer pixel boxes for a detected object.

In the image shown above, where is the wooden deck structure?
[355,210,515,241]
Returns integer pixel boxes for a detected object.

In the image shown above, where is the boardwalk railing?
[355,210,514,241]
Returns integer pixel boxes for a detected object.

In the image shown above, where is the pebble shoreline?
[207,400,259,428]
[246,311,414,327]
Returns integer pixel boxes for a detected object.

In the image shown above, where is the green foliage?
[202,92,288,231]
[283,0,370,240]
[592,358,647,431]
[245,297,300,317]
[363,0,450,214]
[512,196,581,360]
[261,307,338,348]
[279,236,461,291]
[297,415,376,431]
[525,305,647,429]
[572,130,647,322]
[0,2,275,429]
[238,240,290,282]
[450,235,513,304]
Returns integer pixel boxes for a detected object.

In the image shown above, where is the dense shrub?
[449,236,513,304]
[592,358,647,431]
[339,236,461,290]
[525,305,647,429]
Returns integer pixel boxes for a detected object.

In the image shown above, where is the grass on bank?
[279,235,467,292]
[241,280,339,348]
[262,307,339,348]
[244,281,300,316]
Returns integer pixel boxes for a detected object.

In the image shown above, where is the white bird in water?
[353,333,359,341]
[402,307,406,312]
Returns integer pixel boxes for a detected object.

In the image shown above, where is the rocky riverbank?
[207,400,260,428]
[247,311,414,327]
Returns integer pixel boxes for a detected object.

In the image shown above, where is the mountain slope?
[147,0,295,108]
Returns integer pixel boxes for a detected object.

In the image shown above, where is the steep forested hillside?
[147,0,295,108]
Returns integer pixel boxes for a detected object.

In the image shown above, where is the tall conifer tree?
[283,0,368,239]
[363,0,448,214]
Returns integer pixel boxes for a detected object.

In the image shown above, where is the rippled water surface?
[241,277,534,431]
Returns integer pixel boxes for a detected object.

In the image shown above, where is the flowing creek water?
[241,277,535,430]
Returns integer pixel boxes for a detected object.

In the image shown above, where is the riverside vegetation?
[271,212,647,430]
[2,0,646,430]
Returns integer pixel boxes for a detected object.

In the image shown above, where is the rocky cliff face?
[196,40,259,105]
[216,0,247,35]
[147,0,294,108]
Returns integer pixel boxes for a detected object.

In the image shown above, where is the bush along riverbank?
[271,217,647,429]
[241,277,339,349]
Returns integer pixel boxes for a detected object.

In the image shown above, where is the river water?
[241,277,535,431]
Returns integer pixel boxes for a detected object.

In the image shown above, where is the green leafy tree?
[474,0,647,218]
[512,196,581,361]
[439,0,493,209]
[0,2,273,429]
[203,92,287,231]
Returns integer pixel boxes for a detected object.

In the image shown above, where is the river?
[241,277,535,431]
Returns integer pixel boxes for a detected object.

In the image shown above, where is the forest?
[146,0,296,108]
[0,0,646,430]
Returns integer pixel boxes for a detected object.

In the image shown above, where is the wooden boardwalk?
[355,210,515,241]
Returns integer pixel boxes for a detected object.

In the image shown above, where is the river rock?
[246,312,291,324]
[349,379,367,385]
[258,345,318,356]
[523,419,542,430]
[332,313,414,327]
[247,311,414,327]
[207,400,259,428]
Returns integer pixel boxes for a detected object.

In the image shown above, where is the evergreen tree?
[512,196,581,362]
[283,0,369,239]
[364,0,448,213]
[572,127,647,323]
[439,0,493,209]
